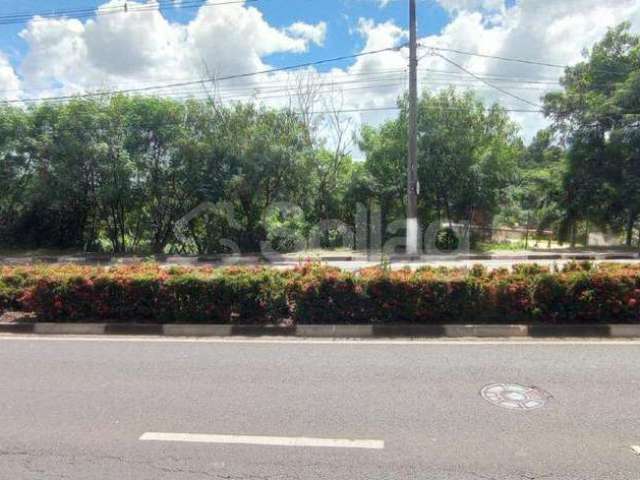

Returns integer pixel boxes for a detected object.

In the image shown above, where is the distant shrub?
[434,227,460,251]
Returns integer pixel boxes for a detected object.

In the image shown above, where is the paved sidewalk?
[1,249,638,271]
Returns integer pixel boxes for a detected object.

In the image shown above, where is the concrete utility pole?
[406,0,419,255]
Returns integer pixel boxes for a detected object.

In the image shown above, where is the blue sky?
[0,0,635,145]
[0,0,516,71]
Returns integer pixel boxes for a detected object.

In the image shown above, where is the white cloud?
[6,0,640,148]
[0,52,21,101]
[419,0,640,139]
[19,17,87,90]
[437,0,505,13]
[340,19,408,105]
[15,0,323,98]
[320,0,640,152]
[84,1,187,76]
[287,21,327,47]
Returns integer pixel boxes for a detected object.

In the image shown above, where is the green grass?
[475,241,529,252]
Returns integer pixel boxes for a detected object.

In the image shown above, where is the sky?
[1,0,639,155]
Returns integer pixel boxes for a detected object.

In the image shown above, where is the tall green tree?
[359,89,522,235]
[499,129,566,239]
[544,22,640,246]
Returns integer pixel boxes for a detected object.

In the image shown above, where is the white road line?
[632,445,640,455]
[140,432,384,450]
[1,334,640,345]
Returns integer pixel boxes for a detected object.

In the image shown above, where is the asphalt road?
[0,336,639,479]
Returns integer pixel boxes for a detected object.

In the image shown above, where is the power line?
[103,71,560,98]
[420,44,567,69]
[1,75,561,108]
[0,0,259,26]
[2,66,567,98]
[0,68,406,97]
[4,74,559,110]
[0,63,568,97]
[420,68,561,84]
[42,75,554,108]
[419,44,633,78]
[430,51,542,108]
[2,45,406,105]
[1,72,561,110]
[0,70,567,101]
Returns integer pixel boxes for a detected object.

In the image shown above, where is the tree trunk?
[625,210,637,247]
[585,220,590,248]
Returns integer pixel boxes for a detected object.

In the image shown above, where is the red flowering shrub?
[564,272,640,323]
[286,264,372,324]
[18,265,289,324]
[0,268,33,315]
[2,262,639,324]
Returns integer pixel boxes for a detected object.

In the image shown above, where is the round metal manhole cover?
[480,383,552,411]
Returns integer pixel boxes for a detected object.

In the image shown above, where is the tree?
[220,105,312,251]
[0,107,31,245]
[544,23,640,246]
[358,117,407,240]
[359,89,522,237]
[499,129,566,241]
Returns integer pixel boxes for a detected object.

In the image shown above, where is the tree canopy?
[0,23,639,253]
[544,22,640,245]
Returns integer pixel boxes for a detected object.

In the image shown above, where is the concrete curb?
[1,323,639,338]
[33,323,107,335]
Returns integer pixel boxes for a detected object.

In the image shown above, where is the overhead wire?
[418,44,634,77]
[2,45,407,105]
[1,1,630,118]
[428,50,543,108]
[0,66,568,98]
[0,0,259,26]
[422,45,566,69]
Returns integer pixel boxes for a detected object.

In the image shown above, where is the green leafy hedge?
[1,262,639,324]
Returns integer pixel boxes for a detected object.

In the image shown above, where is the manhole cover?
[480,383,552,411]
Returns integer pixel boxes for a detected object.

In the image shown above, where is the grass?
[476,241,529,252]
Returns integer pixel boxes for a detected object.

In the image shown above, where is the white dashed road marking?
[140,432,384,450]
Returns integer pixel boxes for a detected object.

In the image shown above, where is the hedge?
[1,262,639,324]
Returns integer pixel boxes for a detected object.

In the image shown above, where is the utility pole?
[406,0,419,255]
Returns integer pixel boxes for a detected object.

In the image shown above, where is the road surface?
[0,335,638,479]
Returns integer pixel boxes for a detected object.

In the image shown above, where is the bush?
[434,228,460,251]
[18,265,290,324]
[0,268,36,315]
[286,264,372,324]
[264,206,307,253]
[2,263,640,324]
